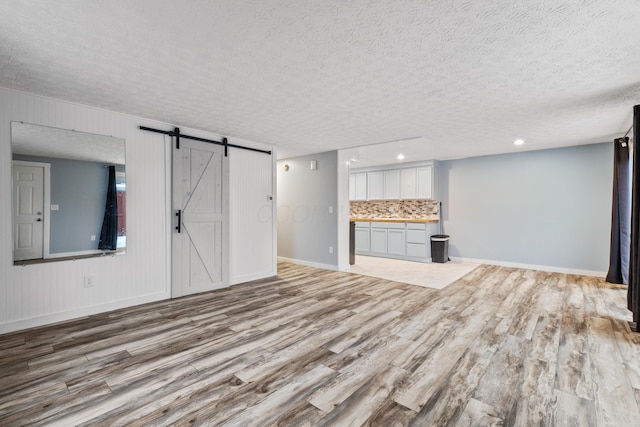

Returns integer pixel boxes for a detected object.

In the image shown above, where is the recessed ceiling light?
[397,153,405,160]
[513,139,525,146]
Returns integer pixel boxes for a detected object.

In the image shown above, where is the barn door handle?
[176,210,182,233]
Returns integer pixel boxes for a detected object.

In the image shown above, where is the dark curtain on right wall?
[606,137,631,284]
[628,105,640,324]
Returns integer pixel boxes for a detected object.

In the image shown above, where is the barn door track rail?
[139,126,272,156]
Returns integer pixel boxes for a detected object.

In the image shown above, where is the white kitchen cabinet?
[383,170,400,200]
[370,228,387,253]
[353,221,437,262]
[349,172,368,201]
[417,166,433,199]
[387,229,406,255]
[367,171,384,200]
[406,229,426,244]
[407,243,427,258]
[349,174,356,200]
[400,168,417,199]
[406,223,426,258]
[355,228,370,252]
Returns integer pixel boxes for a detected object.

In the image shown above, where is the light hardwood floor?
[1,262,639,426]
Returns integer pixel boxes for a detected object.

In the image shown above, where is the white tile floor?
[349,255,480,290]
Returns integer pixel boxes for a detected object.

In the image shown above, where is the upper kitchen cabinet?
[383,170,400,200]
[350,161,436,201]
[416,166,433,199]
[400,168,417,199]
[367,171,384,200]
[349,172,367,201]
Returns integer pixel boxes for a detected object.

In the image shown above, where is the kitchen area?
[349,161,448,264]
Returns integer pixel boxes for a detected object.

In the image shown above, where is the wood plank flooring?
[1,262,639,426]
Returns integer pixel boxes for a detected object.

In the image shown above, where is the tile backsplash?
[350,199,439,220]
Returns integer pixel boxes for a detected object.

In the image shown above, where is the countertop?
[350,217,439,223]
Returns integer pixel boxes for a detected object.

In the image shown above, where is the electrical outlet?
[84,276,94,288]
[328,206,333,214]
[329,246,333,254]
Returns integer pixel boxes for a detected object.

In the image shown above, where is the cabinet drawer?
[355,221,370,227]
[406,223,426,230]
[371,222,405,229]
[407,243,426,258]
[406,229,426,244]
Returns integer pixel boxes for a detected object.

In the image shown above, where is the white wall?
[0,87,275,333]
[438,142,613,274]
[277,151,339,269]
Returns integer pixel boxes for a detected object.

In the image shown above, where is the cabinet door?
[367,172,384,200]
[387,229,406,255]
[417,166,433,199]
[355,228,370,252]
[349,174,356,200]
[349,172,367,200]
[383,170,401,200]
[400,168,417,199]
[370,228,387,253]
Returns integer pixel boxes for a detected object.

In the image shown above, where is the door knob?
[36,218,42,222]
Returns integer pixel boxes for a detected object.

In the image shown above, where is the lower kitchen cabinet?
[355,227,371,252]
[406,223,427,258]
[354,221,439,262]
[406,243,426,258]
[387,229,406,255]
[370,228,388,254]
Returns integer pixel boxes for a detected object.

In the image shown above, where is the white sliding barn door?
[12,162,48,261]
[172,140,228,297]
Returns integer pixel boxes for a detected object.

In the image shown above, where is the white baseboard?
[0,291,170,334]
[230,270,277,286]
[449,257,606,277]
[277,256,339,272]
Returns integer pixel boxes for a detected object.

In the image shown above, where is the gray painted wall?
[438,142,613,272]
[14,155,108,253]
[277,151,338,267]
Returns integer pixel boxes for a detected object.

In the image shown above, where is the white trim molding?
[0,291,170,334]
[449,256,606,277]
[277,256,339,272]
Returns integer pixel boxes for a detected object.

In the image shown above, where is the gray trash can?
[431,235,450,263]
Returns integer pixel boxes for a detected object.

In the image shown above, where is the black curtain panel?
[98,166,118,251]
[628,105,640,324]
[606,137,631,284]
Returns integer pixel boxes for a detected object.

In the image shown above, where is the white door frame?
[12,160,51,260]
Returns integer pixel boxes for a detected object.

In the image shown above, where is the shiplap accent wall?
[0,87,275,333]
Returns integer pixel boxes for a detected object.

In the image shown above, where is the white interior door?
[172,139,228,297]
[12,162,46,261]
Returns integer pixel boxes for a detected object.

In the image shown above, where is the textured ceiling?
[0,1,638,162]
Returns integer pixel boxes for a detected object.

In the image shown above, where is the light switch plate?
[310,160,317,170]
